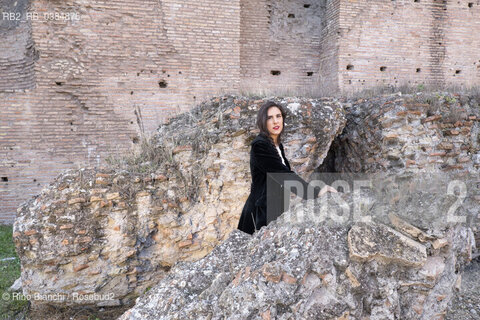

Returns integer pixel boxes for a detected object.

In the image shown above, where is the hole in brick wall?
[348,80,352,84]
[455,70,461,74]
[137,73,140,76]
[132,137,139,144]
[468,2,473,7]
[193,96,196,100]
[416,68,421,73]
[33,179,37,182]
[380,66,387,71]
[414,0,419,2]
[167,74,170,77]
[271,70,281,76]
[1,177,8,182]
[307,72,313,76]
[288,13,295,18]
[304,4,311,8]
[130,121,134,124]
[162,70,166,74]
[158,80,167,88]
[131,91,134,95]
[179,71,182,74]
[347,64,354,70]
[55,81,63,86]
[70,122,73,125]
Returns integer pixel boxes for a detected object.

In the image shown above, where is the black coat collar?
[252,132,281,147]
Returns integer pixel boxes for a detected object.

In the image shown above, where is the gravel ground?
[446,259,480,320]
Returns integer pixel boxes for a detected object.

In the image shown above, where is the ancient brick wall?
[444,1,480,87]
[338,0,480,92]
[240,0,335,96]
[318,0,340,93]
[0,0,241,224]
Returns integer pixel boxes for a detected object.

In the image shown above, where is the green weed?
[0,225,28,319]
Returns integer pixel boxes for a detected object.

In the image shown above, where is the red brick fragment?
[24,229,37,236]
[422,115,442,123]
[74,264,89,272]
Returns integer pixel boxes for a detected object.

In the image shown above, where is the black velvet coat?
[238,133,316,235]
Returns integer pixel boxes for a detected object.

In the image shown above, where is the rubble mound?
[13,95,345,307]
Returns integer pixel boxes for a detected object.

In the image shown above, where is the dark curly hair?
[256,101,286,145]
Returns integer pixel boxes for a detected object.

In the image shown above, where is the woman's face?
[266,106,283,141]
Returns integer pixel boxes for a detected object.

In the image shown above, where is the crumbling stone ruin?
[12,93,480,318]
[119,208,475,320]
[13,96,346,308]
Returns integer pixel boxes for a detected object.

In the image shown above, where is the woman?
[238,101,335,235]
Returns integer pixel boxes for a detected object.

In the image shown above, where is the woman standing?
[238,101,335,235]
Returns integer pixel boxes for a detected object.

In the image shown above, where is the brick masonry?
[0,0,36,91]
[1,0,480,223]
[0,0,241,224]
[338,0,480,90]
[240,0,337,95]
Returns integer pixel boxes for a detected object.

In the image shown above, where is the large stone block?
[348,222,427,267]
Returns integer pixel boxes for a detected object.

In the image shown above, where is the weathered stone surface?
[348,222,427,267]
[322,92,480,175]
[118,193,475,320]
[446,260,480,320]
[389,213,433,242]
[319,91,480,263]
[13,96,346,307]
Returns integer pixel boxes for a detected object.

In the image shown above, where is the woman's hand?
[318,185,337,196]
